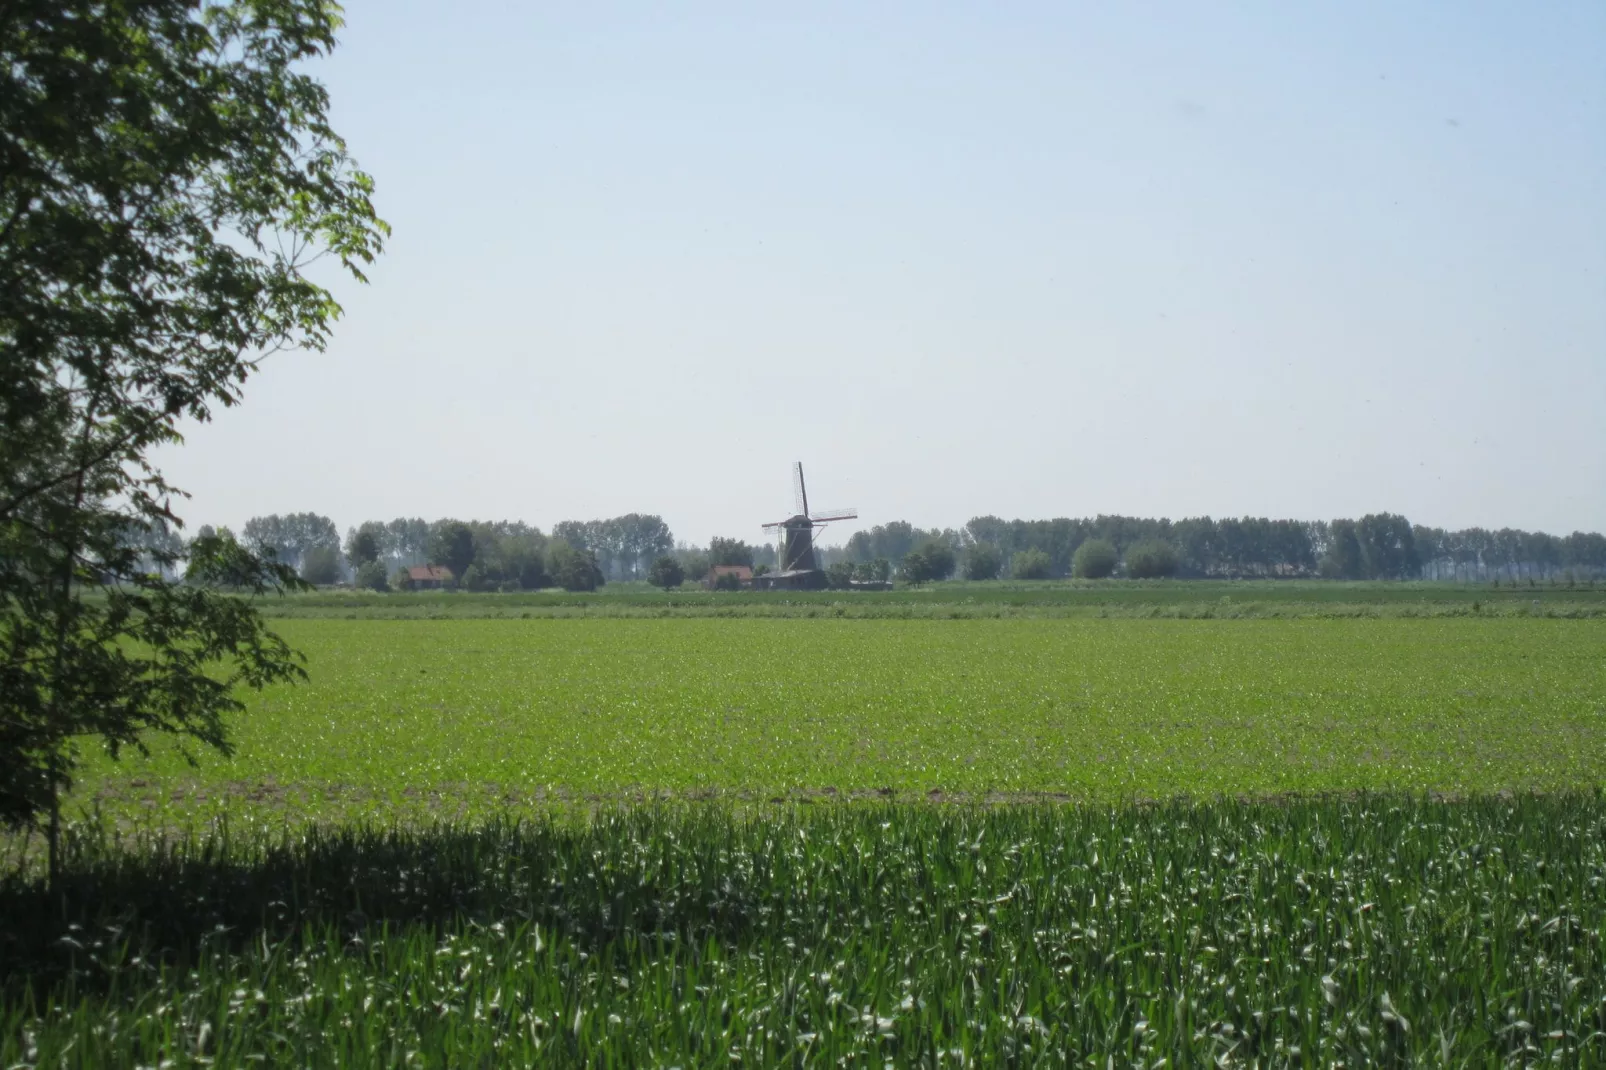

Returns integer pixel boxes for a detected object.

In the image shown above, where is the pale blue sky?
[164,1,1606,544]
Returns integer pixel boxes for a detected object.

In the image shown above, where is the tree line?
[846,514,1606,582]
[169,514,672,592]
[152,511,1606,591]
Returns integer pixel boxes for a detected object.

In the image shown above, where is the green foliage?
[1011,549,1052,579]
[647,556,684,590]
[713,571,743,592]
[549,515,673,580]
[345,525,383,568]
[0,0,382,868]
[901,539,956,584]
[824,561,856,589]
[5,796,1606,1065]
[1124,539,1178,578]
[1356,512,1420,579]
[1320,519,1366,579]
[298,545,342,586]
[855,558,892,583]
[428,522,476,580]
[962,542,1001,581]
[353,561,389,592]
[708,537,755,567]
[1071,539,1117,579]
[243,514,340,568]
[677,550,711,583]
[547,540,603,592]
[460,563,490,592]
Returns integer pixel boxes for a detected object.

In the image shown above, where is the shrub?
[713,570,742,591]
[1011,549,1052,580]
[1124,540,1178,579]
[963,543,1002,581]
[354,561,389,592]
[1071,539,1117,579]
[647,556,685,590]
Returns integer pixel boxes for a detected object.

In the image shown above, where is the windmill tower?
[757,463,857,589]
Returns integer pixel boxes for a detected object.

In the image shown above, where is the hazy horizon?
[158,1,1605,545]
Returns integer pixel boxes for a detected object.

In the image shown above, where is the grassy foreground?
[4,796,1604,1067]
[69,617,1606,827]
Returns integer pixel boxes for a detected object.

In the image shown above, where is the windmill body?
[754,463,857,590]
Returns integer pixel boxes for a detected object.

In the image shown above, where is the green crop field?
[8,604,1606,1066]
[5,797,1606,1065]
[69,616,1606,826]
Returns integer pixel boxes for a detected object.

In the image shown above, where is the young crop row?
[3,795,1603,1066]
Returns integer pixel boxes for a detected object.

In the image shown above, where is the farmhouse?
[704,564,753,589]
[406,565,452,590]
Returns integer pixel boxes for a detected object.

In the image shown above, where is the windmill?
[757,463,857,588]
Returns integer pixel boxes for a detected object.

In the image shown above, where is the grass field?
[8,590,1606,1066]
[67,616,1606,828]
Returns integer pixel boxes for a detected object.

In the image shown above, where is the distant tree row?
[180,511,1606,589]
[843,514,1606,582]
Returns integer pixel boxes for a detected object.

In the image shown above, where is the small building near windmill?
[752,567,828,591]
[704,564,753,589]
[406,565,453,590]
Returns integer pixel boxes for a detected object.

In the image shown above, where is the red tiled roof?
[407,565,452,581]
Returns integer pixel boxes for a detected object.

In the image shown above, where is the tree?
[0,0,384,880]
[384,518,431,567]
[354,561,389,592]
[648,555,684,590]
[901,539,955,584]
[825,561,856,589]
[429,521,476,581]
[914,538,955,581]
[242,513,338,569]
[615,514,674,579]
[1355,513,1419,580]
[499,534,549,590]
[708,537,755,567]
[1320,520,1366,580]
[299,545,342,585]
[345,524,384,568]
[1011,549,1052,580]
[963,543,1002,581]
[1071,539,1118,579]
[855,558,892,583]
[901,548,931,583]
[1124,540,1179,579]
[548,540,603,592]
[677,548,711,584]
